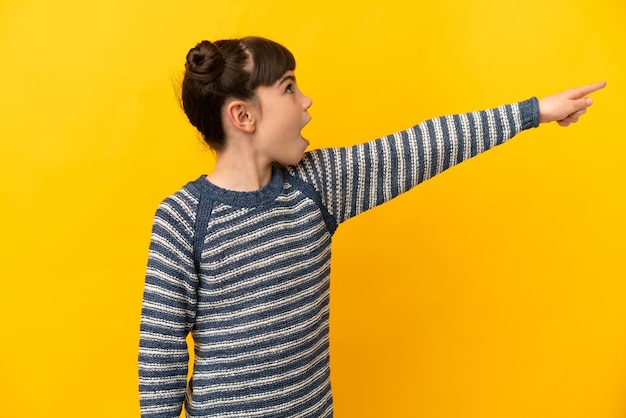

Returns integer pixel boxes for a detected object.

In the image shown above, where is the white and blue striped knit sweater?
[139,98,539,417]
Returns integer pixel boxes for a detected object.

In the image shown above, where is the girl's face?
[252,71,313,166]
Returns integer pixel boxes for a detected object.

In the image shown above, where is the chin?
[276,138,308,167]
[277,152,306,167]
[285,155,306,167]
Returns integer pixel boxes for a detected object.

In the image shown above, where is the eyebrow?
[278,74,296,85]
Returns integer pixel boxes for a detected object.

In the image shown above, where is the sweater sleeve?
[288,98,539,225]
[138,189,199,418]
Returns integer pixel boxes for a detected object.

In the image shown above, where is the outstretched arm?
[289,81,606,225]
[539,81,606,126]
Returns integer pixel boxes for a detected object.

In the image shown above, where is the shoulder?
[153,176,206,232]
[285,148,340,182]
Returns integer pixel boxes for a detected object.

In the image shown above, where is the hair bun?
[185,40,225,83]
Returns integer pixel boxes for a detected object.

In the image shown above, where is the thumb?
[572,97,593,113]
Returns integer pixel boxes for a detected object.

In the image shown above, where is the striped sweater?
[139,98,539,417]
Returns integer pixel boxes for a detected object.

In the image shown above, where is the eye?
[285,83,294,94]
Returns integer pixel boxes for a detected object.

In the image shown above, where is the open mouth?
[300,117,312,143]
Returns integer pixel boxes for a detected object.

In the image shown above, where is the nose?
[302,93,312,111]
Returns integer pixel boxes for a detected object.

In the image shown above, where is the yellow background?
[1,0,625,417]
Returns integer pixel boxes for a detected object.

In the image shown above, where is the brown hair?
[181,36,296,151]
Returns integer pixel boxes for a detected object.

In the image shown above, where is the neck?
[206,147,273,192]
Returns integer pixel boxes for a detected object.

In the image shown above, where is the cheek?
[277,117,299,138]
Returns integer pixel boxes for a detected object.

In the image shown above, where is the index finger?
[571,81,607,98]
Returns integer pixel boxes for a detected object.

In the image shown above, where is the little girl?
[139,36,605,418]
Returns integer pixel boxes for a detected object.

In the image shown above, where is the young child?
[139,36,605,418]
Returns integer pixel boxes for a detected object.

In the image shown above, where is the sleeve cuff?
[519,97,540,130]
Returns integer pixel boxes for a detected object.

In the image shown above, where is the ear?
[224,100,256,134]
